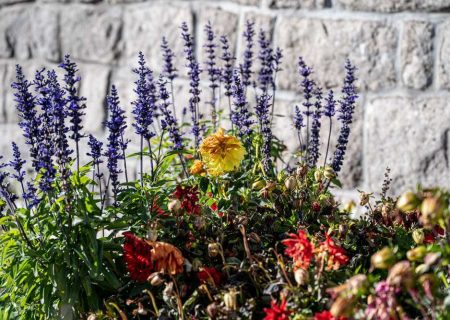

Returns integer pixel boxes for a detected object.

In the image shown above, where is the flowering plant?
[0,20,449,320]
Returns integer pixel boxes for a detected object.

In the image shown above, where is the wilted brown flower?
[387,261,414,289]
[145,240,184,275]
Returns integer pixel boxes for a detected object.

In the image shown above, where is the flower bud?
[415,263,429,275]
[285,176,297,190]
[208,243,221,258]
[338,224,348,237]
[406,246,427,262]
[294,268,309,286]
[223,288,238,311]
[87,315,97,320]
[420,197,443,228]
[192,258,203,272]
[396,191,420,212]
[312,202,321,212]
[168,199,181,212]
[387,261,414,289]
[252,180,265,190]
[412,229,425,244]
[314,170,323,182]
[323,166,336,180]
[424,252,441,266]
[371,247,395,269]
[148,272,165,286]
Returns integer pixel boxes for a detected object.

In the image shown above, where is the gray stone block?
[78,63,110,134]
[366,96,450,193]
[401,21,433,89]
[122,4,192,75]
[437,21,450,89]
[269,0,326,9]
[336,0,450,12]
[61,6,122,63]
[275,17,397,92]
[0,5,59,61]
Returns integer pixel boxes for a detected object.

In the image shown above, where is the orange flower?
[316,234,349,271]
[146,240,185,275]
[281,230,314,270]
[190,160,206,175]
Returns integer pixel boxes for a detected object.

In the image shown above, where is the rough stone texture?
[336,0,450,12]
[61,6,122,63]
[401,21,433,89]
[366,97,450,193]
[275,17,397,91]
[122,4,192,74]
[231,0,260,5]
[0,63,7,123]
[437,21,450,89]
[78,63,110,133]
[0,6,59,61]
[269,0,326,9]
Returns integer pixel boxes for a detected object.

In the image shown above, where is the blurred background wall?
[0,0,449,197]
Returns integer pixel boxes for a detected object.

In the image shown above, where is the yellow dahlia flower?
[190,160,206,176]
[199,128,246,176]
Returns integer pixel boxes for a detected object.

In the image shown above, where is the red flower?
[314,311,347,320]
[210,202,218,211]
[123,232,153,282]
[281,230,314,270]
[424,226,445,244]
[197,267,222,286]
[316,234,349,271]
[173,185,201,215]
[263,298,292,320]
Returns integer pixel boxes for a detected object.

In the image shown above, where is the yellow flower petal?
[199,128,246,176]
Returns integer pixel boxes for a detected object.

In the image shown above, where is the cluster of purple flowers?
[294,56,357,172]
[0,19,358,213]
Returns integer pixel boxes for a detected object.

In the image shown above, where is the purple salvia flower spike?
[331,60,358,174]
[181,22,202,149]
[204,21,220,130]
[59,54,86,172]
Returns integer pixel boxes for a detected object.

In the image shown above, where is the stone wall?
[1,0,450,197]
